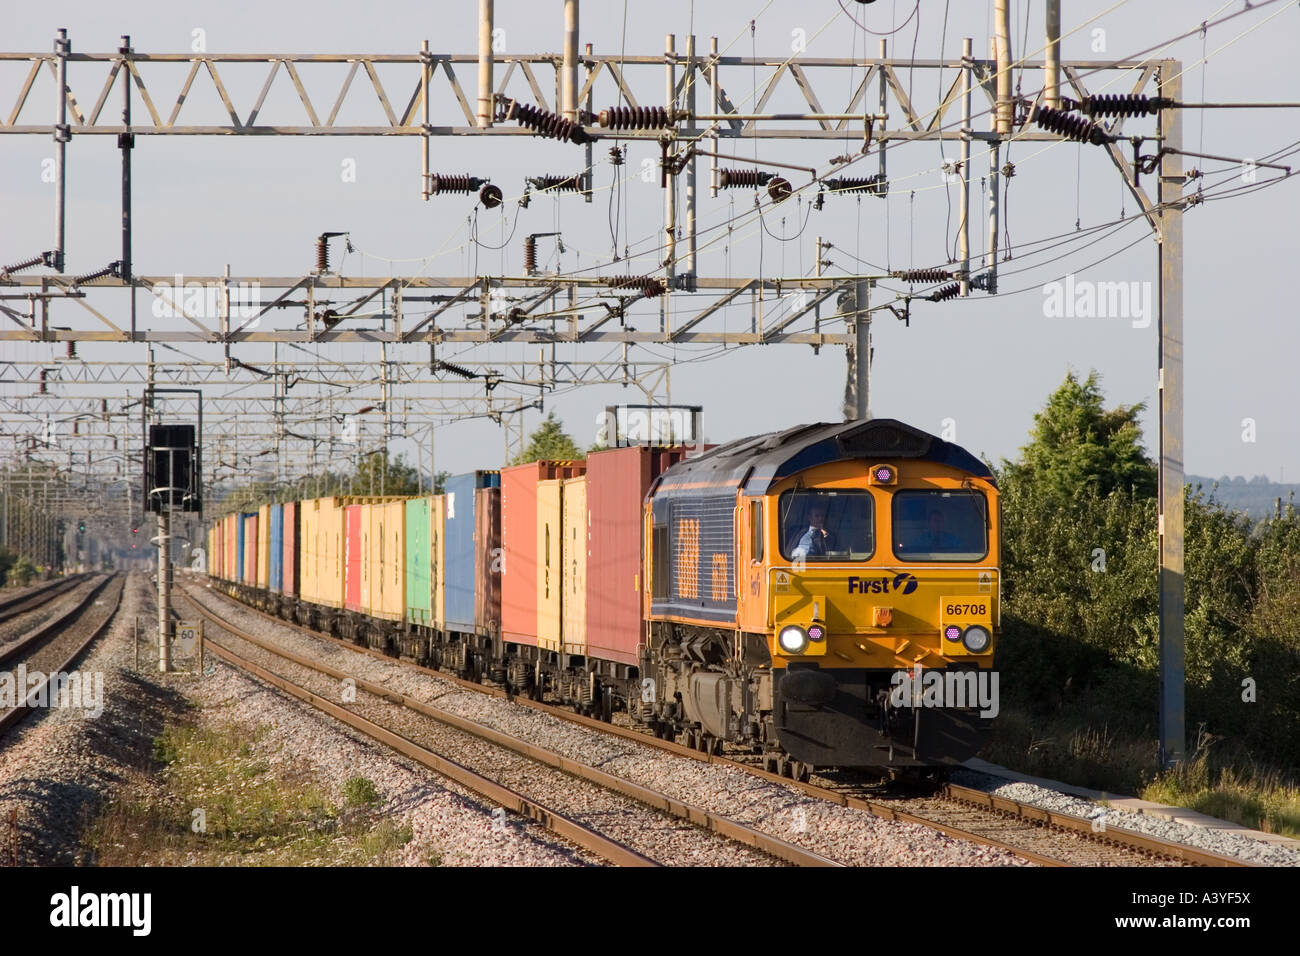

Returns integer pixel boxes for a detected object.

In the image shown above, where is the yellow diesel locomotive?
[641,418,1000,778]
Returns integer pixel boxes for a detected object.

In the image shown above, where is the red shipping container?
[585,446,689,666]
[475,487,502,636]
[344,504,364,613]
[282,501,298,598]
[500,460,585,647]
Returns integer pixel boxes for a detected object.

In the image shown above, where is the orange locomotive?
[641,418,1000,778]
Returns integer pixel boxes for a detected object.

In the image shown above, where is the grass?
[83,720,428,866]
[1141,754,1300,839]
[983,706,1300,838]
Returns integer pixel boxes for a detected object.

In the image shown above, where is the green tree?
[511,412,583,465]
[1002,370,1157,500]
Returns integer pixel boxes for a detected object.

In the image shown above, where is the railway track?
[178,586,839,868]
[0,574,124,739]
[0,574,88,628]
[185,579,1253,868]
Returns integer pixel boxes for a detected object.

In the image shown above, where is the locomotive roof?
[652,418,994,496]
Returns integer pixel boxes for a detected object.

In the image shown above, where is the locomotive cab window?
[892,489,988,561]
[779,490,874,562]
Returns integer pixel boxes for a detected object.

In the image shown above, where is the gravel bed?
[0,573,175,865]
[180,592,781,866]
[191,583,1027,867]
[950,767,1300,866]
[0,574,593,867]
[0,575,105,648]
[18,579,124,680]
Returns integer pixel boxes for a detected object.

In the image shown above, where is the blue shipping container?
[235,511,255,584]
[268,503,284,595]
[443,471,499,634]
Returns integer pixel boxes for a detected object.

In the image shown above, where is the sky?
[3,0,1298,487]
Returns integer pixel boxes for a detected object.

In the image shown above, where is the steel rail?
[0,574,88,624]
[0,574,114,668]
[197,634,658,868]
[0,574,123,739]
[181,585,838,868]
[193,578,1259,867]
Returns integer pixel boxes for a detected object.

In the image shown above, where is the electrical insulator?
[0,252,53,280]
[527,173,589,195]
[609,146,625,166]
[1081,94,1173,118]
[523,236,537,274]
[891,269,953,283]
[479,184,503,209]
[39,369,48,394]
[1032,105,1113,145]
[597,106,678,130]
[433,359,475,379]
[604,275,666,298]
[66,340,76,359]
[718,169,792,203]
[72,261,122,286]
[315,232,346,274]
[718,168,772,188]
[825,173,888,197]
[928,283,962,302]
[428,174,486,195]
[496,96,593,145]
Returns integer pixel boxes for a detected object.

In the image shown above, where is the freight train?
[206,418,1001,779]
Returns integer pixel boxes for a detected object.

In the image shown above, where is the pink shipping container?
[282,501,298,598]
[242,514,259,586]
[500,460,584,648]
[344,504,365,613]
[585,446,689,666]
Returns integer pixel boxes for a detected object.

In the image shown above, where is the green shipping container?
[406,496,432,626]
[405,494,445,629]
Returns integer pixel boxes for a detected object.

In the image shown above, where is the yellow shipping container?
[301,496,346,609]
[369,499,407,622]
[257,503,271,590]
[536,479,563,652]
[560,476,587,656]
[432,494,445,631]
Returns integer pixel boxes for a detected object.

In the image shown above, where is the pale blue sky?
[3,1,1297,483]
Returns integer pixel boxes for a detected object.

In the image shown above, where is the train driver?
[791,502,837,559]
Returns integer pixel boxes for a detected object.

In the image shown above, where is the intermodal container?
[431,494,445,630]
[560,476,587,656]
[282,500,298,599]
[242,513,259,587]
[301,497,346,609]
[344,503,365,614]
[444,471,499,635]
[268,503,284,595]
[585,446,691,666]
[369,499,406,622]
[224,513,237,581]
[475,486,501,637]
[500,461,585,649]
[536,479,563,652]
[405,497,433,627]
[257,503,272,591]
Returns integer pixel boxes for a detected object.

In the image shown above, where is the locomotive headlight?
[778,625,809,654]
[961,625,992,654]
